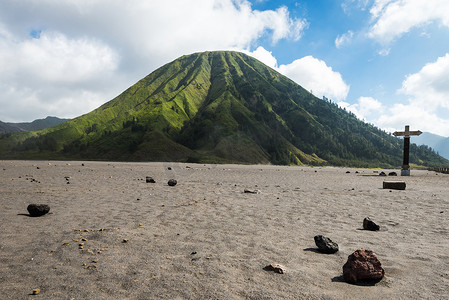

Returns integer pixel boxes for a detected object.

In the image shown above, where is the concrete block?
[383,181,406,190]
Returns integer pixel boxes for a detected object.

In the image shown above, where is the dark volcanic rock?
[363,217,380,231]
[244,189,260,194]
[168,179,177,186]
[343,249,385,283]
[146,176,156,183]
[314,235,339,254]
[379,171,387,176]
[27,204,50,217]
[388,171,397,176]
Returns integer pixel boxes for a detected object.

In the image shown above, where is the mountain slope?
[0,116,70,133]
[0,51,448,167]
[413,132,449,160]
[0,121,22,134]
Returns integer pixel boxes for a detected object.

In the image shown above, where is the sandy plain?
[0,160,448,300]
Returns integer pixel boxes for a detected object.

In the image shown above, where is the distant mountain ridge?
[413,132,449,160]
[0,51,447,168]
[0,116,70,133]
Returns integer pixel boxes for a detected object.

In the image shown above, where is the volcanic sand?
[0,160,448,299]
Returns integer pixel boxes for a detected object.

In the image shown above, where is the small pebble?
[32,288,40,295]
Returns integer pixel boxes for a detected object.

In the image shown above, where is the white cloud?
[245,47,349,101]
[335,30,354,48]
[377,48,390,56]
[0,0,307,122]
[338,96,384,120]
[342,0,371,14]
[0,28,120,121]
[278,56,350,101]
[244,46,278,69]
[399,53,449,110]
[359,54,449,136]
[368,0,449,44]
[375,103,449,137]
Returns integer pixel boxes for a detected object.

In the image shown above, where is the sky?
[1,0,449,137]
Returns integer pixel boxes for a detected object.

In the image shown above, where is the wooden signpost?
[393,125,422,176]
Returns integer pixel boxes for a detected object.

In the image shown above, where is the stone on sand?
[146,176,156,183]
[343,249,385,283]
[244,189,260,194]
[168,179,177,186]
[314,235,339,254]
[264,263,286,274]
[27,204,50,217]
[363,217,380,231]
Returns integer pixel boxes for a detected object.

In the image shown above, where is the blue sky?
[1,0,449,136]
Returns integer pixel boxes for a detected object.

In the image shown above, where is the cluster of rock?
[145,176,177,186]
[287,217,383,284]
[266,227,384,284]
[315,218,383,284]
[379,171,398,176]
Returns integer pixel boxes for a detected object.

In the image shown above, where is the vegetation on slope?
[0,51,448,168]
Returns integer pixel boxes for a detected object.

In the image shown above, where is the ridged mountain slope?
[0,51,447,167]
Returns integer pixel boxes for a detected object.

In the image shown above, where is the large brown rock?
[343,249,385,283]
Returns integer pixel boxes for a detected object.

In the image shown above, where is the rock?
[343,249,385,283]
[314,235,339,254]
[346,171,350,173]
[379,171,387,176]
[264,263,286,274]
[146,176,156,183]
[383,181,406,190]
[32,288,40,295]
[168,179,177,186]
[363,217,380,231]
[388,171,397,176]
[167,167,172,170]
[244,189,260,194]
[27,204,50,217]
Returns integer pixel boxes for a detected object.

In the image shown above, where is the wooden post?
[393,125,422,176]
